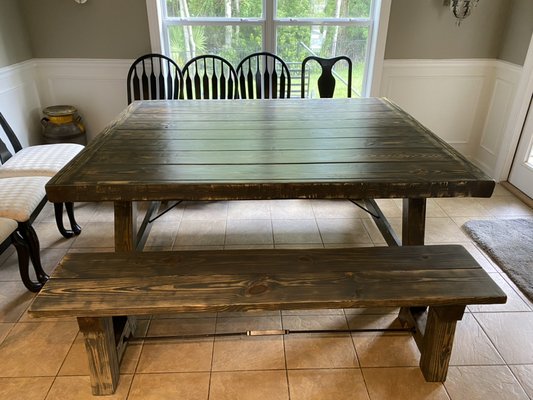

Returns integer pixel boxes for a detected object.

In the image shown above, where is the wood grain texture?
[45,98,495,203]
[418,306,464,382]
[77,317,120,395]
[402,198,427,245]
[29,245,507,318]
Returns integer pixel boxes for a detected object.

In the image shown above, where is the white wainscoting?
[0,60,42,149]
[381,59,522,177]
[35,59,132,142]
[0,58,131,145]
[476,62,522,176]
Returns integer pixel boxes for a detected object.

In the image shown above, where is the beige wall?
[2,0,531,66]
[0,0,33,68]
[385,0,511,60]
[20,0,151,59]
[499,0,533,65]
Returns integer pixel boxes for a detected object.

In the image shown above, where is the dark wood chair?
[0,177,52,292]
[0,218,38,291]
[236,52,291,99]
[0,112,82,238]
[127,53,183,104]
[301,56,353,98]
[182,55,238,100]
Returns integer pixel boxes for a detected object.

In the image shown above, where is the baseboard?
[500,181,533,208]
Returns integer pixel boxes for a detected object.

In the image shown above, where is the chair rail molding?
[380,58,522,177]
[0,56,524,178]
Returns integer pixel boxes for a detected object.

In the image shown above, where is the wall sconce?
[444,0,479,25]
[74,0,88,3]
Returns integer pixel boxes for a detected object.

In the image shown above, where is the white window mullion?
[164,17,264,25]
[276,18,371,26]
[146,0,164,53]
[264,0,275,53]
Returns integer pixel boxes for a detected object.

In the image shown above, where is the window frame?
[146,0,391,97]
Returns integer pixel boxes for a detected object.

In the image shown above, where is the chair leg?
[11,231,44,292]
[66,202,82,235]
[54,202,75,238]
[17,221,49,284]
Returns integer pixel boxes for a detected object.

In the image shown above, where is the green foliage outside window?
[164,0,373,95]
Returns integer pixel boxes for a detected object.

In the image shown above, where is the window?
[152,0,389,97]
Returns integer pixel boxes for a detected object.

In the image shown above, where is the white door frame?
[494,32,533,181]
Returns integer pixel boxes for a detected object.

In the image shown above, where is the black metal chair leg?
[17,222,49,284]
[54,202,75,238]
[11,231,43,292]
[65,202,82,235]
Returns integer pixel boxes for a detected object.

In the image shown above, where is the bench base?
[29,246,506,395]
[81,305,464,395]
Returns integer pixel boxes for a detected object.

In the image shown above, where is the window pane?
[277,25,368,97]
[166,0,262,18]
[168,25,262,66]
[277,0,372,18]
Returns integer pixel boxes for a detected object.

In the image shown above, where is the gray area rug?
[463,218,533,302]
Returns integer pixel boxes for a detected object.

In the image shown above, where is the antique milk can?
[41,105,87,145]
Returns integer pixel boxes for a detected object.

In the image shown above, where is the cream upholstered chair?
[0,112,83,238]
[0,176,51,291]
[0,217,35,291]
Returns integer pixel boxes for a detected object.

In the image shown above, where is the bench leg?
[77,317,120,396]
[420,307,463,381]
[399,305,465,382]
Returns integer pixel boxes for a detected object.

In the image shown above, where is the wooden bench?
[29,245,506,396]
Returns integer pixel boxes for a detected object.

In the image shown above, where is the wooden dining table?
[46,97,494,252]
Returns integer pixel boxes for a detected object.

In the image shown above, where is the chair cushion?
[0,177,48,222]
[0,217,18,243]
[0,144,83,177]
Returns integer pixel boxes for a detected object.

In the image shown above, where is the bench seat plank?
[51,245,487,279]
[29,245,506,318]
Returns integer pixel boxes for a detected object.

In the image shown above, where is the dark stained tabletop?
[45,98,495,203]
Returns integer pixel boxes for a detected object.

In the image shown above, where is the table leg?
[112,201,138,385]
[114,201,138,252]
[401,198,427,315]
[402,198,426,245]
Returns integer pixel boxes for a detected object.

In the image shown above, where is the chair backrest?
[0,112,22,163]
[182,55,238,100]
[301,56,353,98]
[236,52,291,99]
[126,54,183,104]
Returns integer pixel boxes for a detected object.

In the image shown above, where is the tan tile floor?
[0,184,532,399]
